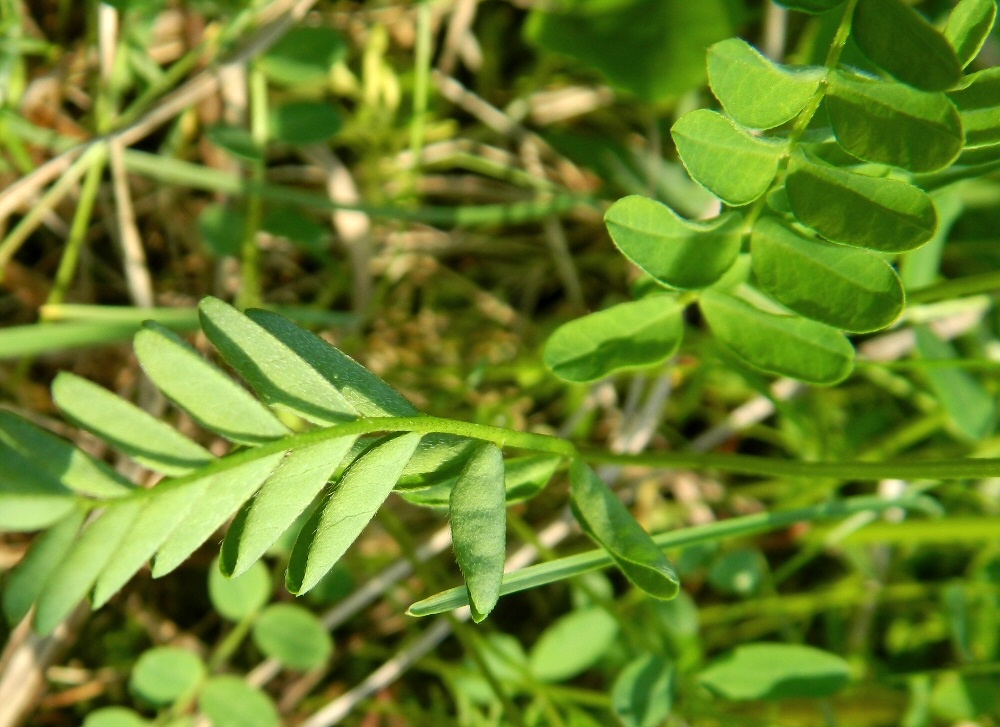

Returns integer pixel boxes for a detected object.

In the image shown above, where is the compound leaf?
[785,150,937,252]
[699,289,854,385]
[52,372,214,477]
[134,324,289,445]
[220,437,358,578]
[605,196,743,289]
[543,296,684,383]
[826,71,963,172]
[450,443,506,622]
[853,0,962,92]
[707,38,824,129]
[199,297,356,426]
[569,460,679,600]
[751,216,904,333]
[945,0,997,68]
[287,432,422,594]
[671,109,785,205]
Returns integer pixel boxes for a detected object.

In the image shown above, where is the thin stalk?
[49,153,108,305]
[236,67,268,310]
[409,0,433,161]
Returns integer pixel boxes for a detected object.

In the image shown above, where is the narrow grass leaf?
[853,0,962,92]
[199,298,356,425]
[450,443,506,622]
[707,38,824,129]
[605,196,743,289]
[246,309,419,417]
[915,327,996,441]
[3,507,84,625]
[251,603,332,670]
[569,460,679,599]
[130,647,205,706]
[270,102,341,145]
[287,432,422,594]
[698,643,850,699]
[785,150,937,252]
[948,68,1000,147]
[209,558,271,621]
[198,676,279,727]
[612,654,675,727]
[751,216,904,333]
[220,437,357,578]
[528,607,619,682]
[700,289,854,385]
[52,373,214,476]
[34,501,143,634]
[543,296,684,383]
[671,110,785,205]
[134,323,288,445]
[826,71,963,172]
[945,0,997,68]
[0,410,132,498]
[152,453,286,578]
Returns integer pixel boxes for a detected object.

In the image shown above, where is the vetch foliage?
[543,0,1000,385]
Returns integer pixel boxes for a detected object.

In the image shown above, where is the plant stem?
[49,152,108,305]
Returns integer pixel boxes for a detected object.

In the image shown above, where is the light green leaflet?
[287,432,422,594]
[258,26,347,86]
[671,110,785,206]
[947,68,1000,148]
[52,373,214,476]
[785,150,937,252]
[774,0,845,13]
[198,676,279,727]
[826,71,963,173]
[751,216,904,333]
[707,38,824,129]
[944,0,997,68]
[605,195,743,289]
[852,0,962,93]
[569,460,679,600]
[134,323,289,445]
[699,289,854,385]
[220,437,358,578]
[529,607,619,682]
[543,296,684,383]
[130,647,205,706]
[697,643,849,700]
[252,604,333,670]
[269,101,342,146]
[450,443,507,622]
[199,298,357,426]
[0,444,77,531]
[612,654,674,727]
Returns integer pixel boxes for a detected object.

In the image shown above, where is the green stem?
[409,0,432,162]
[49,152,108,305]
[236,67,268,310]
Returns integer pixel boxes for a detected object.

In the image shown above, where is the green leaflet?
[3,508,85,625]
[0,444,77,531]
[209,559,270,621]
[671,110,786,205]
[529,607,620,682]
[52,373,214,476]
[948,68,1000,148]
[569,460,679,600]
[246,309,419,417]
[450,443,507,622]
[199,297,357,426]
[269,101,342,146]
[543,296,684,383]
[605,195,743,289]
[34,501,143,635]
[785,150,937,252]
[944,0,997,68]
[697,643,850,700]
[707,38,824,129]
[852,0,962,93]
[751,216,904,333]
[611,653,675,727]
[826,71,963,173]
[397,453,561,508]
[699,289,855,385]
[134,323,289,445]
[287,432,422,594]
[772,0,845,13]
[130,647,205,706]
[258,26,347,87]
[0,410,132,498]
[220,437,358,578]
[198,676,279,727]
[252,604,333,670]
[152,453,286,578]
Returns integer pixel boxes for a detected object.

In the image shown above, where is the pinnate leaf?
[707,38,823,129]
[699,289,854,385]
[945,0,997,68]
[785,150,937,252]
[605,195,743,289]
[826,71,963,172]
[450,443,507,622]
[569,460,679,600]
[751,216,904,333]
[287,432,422,594]
[671,109,785,205]
[543,296,684,383]
[853,0,962,92]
